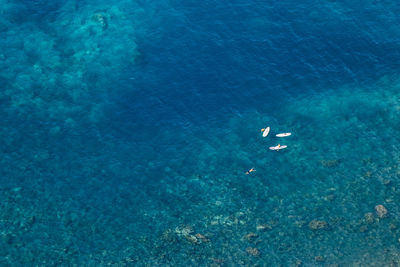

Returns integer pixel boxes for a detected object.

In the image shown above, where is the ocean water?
[1,0,400,265]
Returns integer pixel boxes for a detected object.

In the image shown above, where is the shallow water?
[1,0,400,265]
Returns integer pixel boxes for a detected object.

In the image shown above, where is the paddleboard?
[269,145,287,151]
[276,133,291,137]
[261,126,270,137]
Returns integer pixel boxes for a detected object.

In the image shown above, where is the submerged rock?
[383,179,392,185]
[211,258,225,265]
[243,232,258,241]
[295,220,307,228]
[160,229,177,243]
[375,205,388,218]
[185,234,198,244]
[174,225,199,244]
[175,225,194,236]
[91,12,108,29]
[359,225,369,233]
[173,225,210,244]
[324,194,336,201]
[195,233,209,243]
[364,212,375,224]
[256,223,272,231]
[246,247,260,257]
[320,159,340,168]
[308,220,328,230]
[294,259,303,267]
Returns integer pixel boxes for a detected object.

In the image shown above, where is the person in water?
[245,168,256,175]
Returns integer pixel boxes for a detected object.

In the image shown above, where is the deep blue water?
[2,0,400,265]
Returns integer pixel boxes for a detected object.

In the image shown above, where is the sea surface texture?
[1,0,400,266]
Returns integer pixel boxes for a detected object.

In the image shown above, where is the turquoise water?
[1,0,400,265]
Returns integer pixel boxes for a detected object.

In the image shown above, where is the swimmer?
[245,168,256,175]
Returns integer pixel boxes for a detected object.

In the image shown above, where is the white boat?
[269,144,287,151]
[261,126,270,137]
[276,133,291,137]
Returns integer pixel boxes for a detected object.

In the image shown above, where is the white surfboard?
[276,133,291,137]
[269,145,287,151]
[261,126,270,137]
